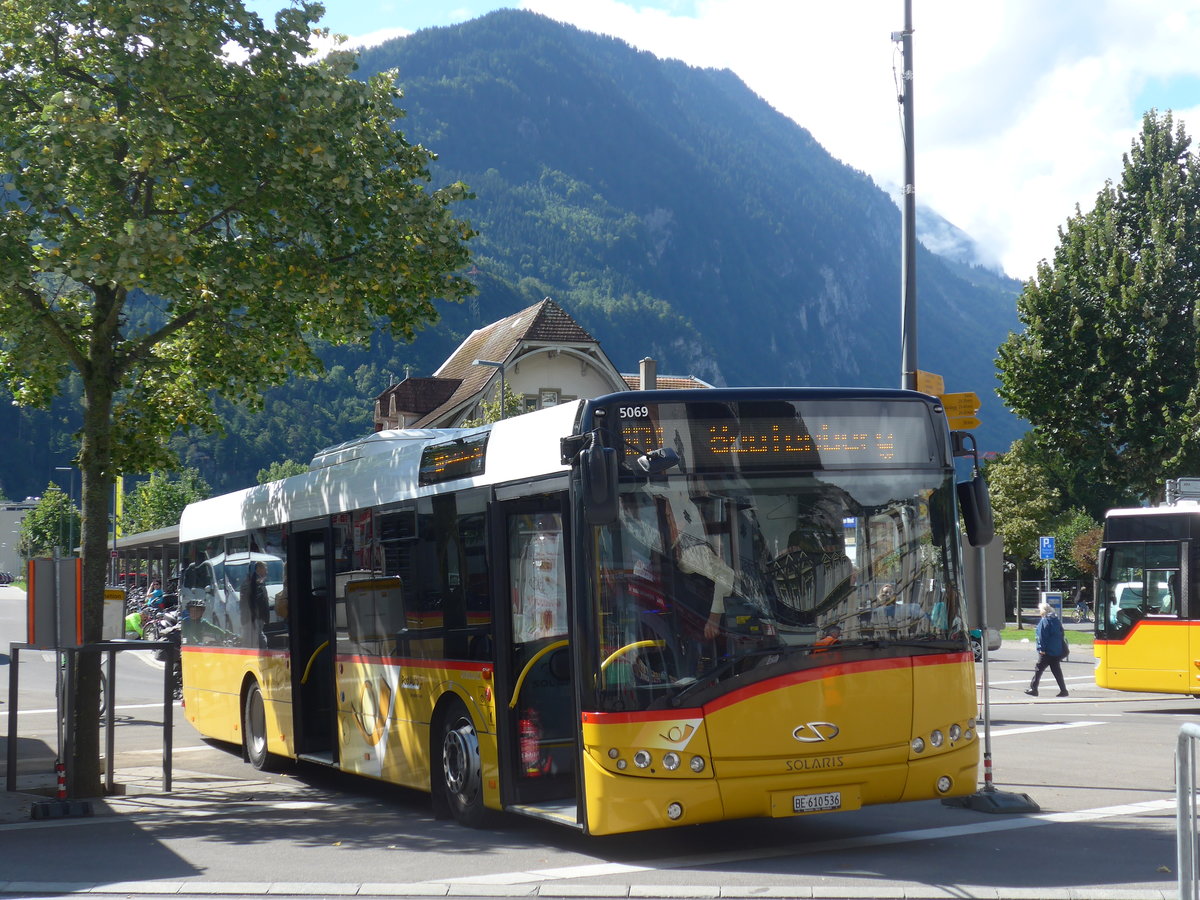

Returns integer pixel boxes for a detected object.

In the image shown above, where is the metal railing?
[1177,722,1200,900]
[6,640,177,798]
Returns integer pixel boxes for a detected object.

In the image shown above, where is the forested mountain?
[0,9,1024,501]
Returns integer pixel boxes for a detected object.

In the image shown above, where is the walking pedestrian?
[1025,600,1069,697]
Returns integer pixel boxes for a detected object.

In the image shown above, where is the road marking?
[429,797,1176,885]
[985,676,1094,686]
[0,702,170,718]
[988,720,1106,737]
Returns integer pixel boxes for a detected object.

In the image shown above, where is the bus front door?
[495,498,580,824]
[289,525,338,764]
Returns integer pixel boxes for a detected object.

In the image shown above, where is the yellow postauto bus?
[1096,503,1200,694]
[177,387,982,835]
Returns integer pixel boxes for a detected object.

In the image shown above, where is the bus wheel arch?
[432,694,489,828]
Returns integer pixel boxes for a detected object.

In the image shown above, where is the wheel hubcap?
[443,717,480,800]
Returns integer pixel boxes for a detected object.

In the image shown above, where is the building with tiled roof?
[373,297,711,430]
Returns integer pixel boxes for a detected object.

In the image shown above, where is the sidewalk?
[0,767,1177,900]
[0,764,190,825]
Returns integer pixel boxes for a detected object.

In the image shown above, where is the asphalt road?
[0,585,1188,899]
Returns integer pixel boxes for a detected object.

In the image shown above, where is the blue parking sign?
[1039,536,1055,560]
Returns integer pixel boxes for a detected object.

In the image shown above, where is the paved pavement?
[0,590,1174,900]
[0,756,1180,900]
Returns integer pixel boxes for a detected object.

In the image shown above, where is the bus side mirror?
[1097,546,1108,580]
[957,472,994,547]
[580,445,618,526]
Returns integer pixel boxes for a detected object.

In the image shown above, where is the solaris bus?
[177,387,986,834]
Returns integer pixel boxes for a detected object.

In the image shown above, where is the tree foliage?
[460,384,522,427]
[122,469,211,534]
[0,0,474,794]
[19,484,79,557]
[1069,525,1104,581]
[18,483,79,558]
[984,438,1062,566]
[1049,508,1102,580]
[997,110,1200,505]
[257,459,309,483]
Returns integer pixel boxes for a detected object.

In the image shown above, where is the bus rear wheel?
[438,699,487,827]
[243,682,272,770]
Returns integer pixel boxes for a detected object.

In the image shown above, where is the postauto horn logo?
[792,722,840,743]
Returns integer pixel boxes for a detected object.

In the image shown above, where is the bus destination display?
[609,400,937,470]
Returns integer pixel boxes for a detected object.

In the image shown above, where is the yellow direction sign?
[941,391,980,418]
[916,370,944,395]
[948,416,981,431]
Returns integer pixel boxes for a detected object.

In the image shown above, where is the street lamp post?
[55,466,76,555]
[472,359,508,420]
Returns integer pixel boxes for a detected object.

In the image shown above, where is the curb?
[0,884,1177,899]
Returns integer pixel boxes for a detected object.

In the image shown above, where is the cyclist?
[1073,585,1091,622]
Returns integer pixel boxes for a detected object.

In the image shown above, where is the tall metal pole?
[899,0,918,390]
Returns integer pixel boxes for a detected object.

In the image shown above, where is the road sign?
[947,416,981,431]
[1039,536,1056,560]
[941,391,980,417]
[916,370,944,395]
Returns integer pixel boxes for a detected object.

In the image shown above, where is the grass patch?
[1000,626,1092,646]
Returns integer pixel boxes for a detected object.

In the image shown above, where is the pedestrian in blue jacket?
[1025,601,1069,697]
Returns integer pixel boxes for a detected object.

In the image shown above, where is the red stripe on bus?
[1094,617,1191,646]
[580,652,970,724]
[582,707,705,725]
[180,645,284,657]
[704,654,960,713]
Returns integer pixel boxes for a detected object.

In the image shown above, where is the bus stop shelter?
[109,524,179,589]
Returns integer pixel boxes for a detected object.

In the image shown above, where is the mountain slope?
[0,10,1024,500]
[358,9,1023,436]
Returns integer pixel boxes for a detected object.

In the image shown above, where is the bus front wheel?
[243,682,272,771]
[438,699,487,827]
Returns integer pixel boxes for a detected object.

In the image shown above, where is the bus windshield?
[1098,540,1180,636]
[590,469,965,711]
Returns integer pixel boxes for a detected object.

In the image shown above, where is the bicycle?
[1072,601,1091,623]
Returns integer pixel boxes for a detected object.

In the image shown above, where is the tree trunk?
[69,360,117,798]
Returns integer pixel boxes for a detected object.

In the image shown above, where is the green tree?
[460,385,522,427]
[18,484,80,558]
[984,438,1062,566]
[122,470,211,534]
[1049,508,1101,580]
[0,0,474,794]
[257,459,309,484]
[997,110,1200,506]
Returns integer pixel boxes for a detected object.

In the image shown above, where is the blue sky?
[243,1,1200,280]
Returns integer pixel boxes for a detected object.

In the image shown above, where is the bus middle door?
[288,524,338,764]
[494,497,579,820]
